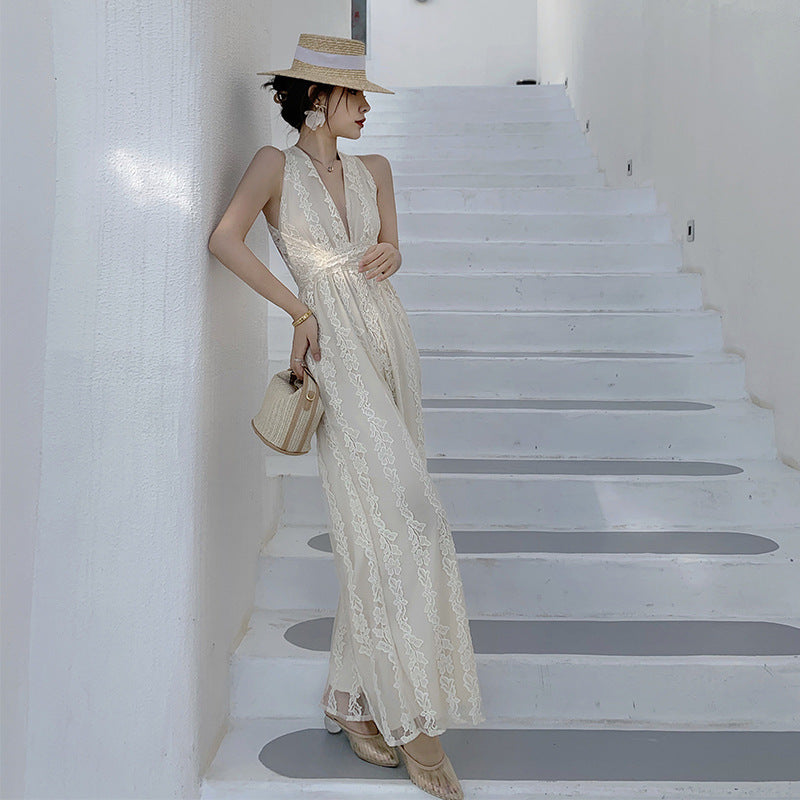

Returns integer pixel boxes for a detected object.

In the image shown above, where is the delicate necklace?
[296,144,340,172]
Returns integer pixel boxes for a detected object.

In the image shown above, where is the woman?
[208,33,484,800]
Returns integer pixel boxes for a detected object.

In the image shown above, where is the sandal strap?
[399,743,447,770]
[326,712,383,741]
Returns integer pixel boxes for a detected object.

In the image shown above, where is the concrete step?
[390,272,702,310]
[390,155,600,174]
[202,716,800,799]
[393,186,658,213]
[420,399,777,459]
[371,106,581,124]
[396,240,682,270]
[261,400,776,476]
[265,351,747,401]
[369,95,572,113]
[256,524,799,617]
[408,309,723,351]
[266,523,791,556]
[394,172,608,188]
[360,119,584,136]
[278,459,800,528]
[349,138,593,159]
[229,608,800,727]
[397,211,672,242]
[366,83,567,100]
[268,310,724,360]
[367,86,571,109]
[349,129,589,148]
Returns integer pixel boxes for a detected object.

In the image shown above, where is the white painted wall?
[1,3,56,797]
[197,2,278,785]
[5,2,359,796]
[368,0,538,88]
[537,0,800,467]
[10,2,274,797]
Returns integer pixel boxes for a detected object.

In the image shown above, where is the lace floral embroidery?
[265,144,486,747]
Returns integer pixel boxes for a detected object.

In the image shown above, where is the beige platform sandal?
[397,742,464,800]
[323,711,400,767]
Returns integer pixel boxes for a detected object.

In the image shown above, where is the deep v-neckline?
[292,145,353,244]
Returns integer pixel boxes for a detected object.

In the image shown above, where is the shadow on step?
[259,726,800,781]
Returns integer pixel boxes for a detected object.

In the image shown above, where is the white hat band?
[294,44,366,71]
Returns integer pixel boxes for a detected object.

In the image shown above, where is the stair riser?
[369,91,570,107]
[398,213,672,242]
[266,356,746,400]
[351,140,593,159]
[391,156,599,174]
[395,173,608,188]
[420,407,775,459]
[269,312,722,355]
[392,274,701,310]
[262,406,774,462]
[394,187,658,214]
[365,108,578,124]
[370,85,566,97]
[352,130,587,146]
[280,472,800,527]
[370,96,572,110]
[361,120,583,135]
[396,241,682,270]
[255,556,798,617]
[408,311,723,351]
[365,107,577,122]
[231,657,800,727]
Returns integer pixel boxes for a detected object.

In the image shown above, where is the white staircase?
[201,84,800,799]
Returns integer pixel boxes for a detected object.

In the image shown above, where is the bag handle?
[289,360,319,401]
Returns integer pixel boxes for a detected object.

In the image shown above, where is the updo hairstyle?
[262,74,351,133]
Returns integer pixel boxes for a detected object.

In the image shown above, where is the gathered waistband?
[294,245,370,286]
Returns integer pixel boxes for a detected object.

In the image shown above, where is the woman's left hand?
[358,242,401,281]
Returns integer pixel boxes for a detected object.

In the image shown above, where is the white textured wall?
[20,2,273,797]
[537,0,800,466]
[1,2,56,797]
[197,2,277,784]
[368,0,538,87]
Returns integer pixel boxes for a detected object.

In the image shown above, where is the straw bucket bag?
[251,364,324,455]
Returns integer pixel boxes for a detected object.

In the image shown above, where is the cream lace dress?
[267,144,485,747]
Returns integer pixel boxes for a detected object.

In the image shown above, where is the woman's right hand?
[290,312,321,380]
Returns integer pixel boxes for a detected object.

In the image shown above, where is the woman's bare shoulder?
[246,146,287,207]
[353,153,393,192]
[252,145,286,175]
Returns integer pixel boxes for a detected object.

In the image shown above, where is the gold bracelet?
[292,308,314,327]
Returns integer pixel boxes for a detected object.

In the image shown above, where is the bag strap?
[290,360,320,399]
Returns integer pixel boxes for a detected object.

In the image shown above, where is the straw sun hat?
[257,32,395,94]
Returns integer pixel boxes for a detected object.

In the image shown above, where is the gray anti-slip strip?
[259,727,800,781]
[307,530,780,555]
[423,398,715,409]
[285,617,800,656]
[427,457,743,475]
[419,349,694,358]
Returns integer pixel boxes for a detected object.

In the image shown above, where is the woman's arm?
[208,145,309,320]
[358,154,402,281]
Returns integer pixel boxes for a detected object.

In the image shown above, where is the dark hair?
[261,74,351,133]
